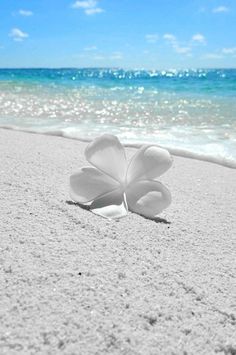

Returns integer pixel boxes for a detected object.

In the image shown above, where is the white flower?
[70,134,172,219]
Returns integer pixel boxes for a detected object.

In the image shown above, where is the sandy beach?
[0,128,235,355]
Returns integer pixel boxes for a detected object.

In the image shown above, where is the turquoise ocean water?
[0,68,236,168]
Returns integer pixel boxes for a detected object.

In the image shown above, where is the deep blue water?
[1,68,236,95]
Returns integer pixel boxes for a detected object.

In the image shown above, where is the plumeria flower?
[70,134,172,219]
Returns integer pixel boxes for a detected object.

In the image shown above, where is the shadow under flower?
[66,200,90,211]
[142,215,171,224]
[66,200,171,224]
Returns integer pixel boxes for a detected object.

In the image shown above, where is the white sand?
[0,128,236,355]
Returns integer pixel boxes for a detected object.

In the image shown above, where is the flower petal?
[70,167,119,203]
[126,180,171,218]
[90,188,128,219]
[126,145,173,184]
[85,134,127,183]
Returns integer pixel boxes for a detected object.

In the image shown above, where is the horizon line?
[0,66,236,70]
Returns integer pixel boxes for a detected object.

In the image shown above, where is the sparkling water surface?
[0,68,236,167]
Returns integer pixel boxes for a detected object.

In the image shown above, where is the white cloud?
[110,51,123,60]
[163,33,191,55]
[163,33,176,42]
[202,53,223,59]
[93,54,105,60]
[72,0,96,8]
[19,9,33,16]
[222,47,236,54]
[145,34,159,43]
[84,45,97,51]
[74,53,86,58]
[72,0,104,15]
[212,6,229,13]
[9,28,29,41]
[85,7,104,15]
[173,45,191,54]
[192,33,206,44]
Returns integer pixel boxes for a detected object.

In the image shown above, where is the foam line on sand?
[1,124,236,169]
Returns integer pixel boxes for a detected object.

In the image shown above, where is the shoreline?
[1,128,235,354]
[1,124,236,169]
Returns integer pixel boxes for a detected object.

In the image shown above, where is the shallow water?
[0,68,236,167]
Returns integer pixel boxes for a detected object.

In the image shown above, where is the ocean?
[0,68,235,168]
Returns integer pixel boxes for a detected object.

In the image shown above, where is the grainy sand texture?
[0,128,236,355]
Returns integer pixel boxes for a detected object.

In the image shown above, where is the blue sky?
[0,0,236,68]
